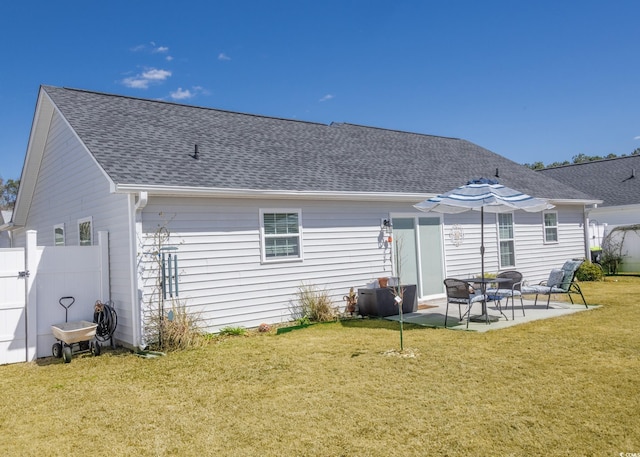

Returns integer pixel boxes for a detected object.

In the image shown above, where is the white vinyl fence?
[0,230,109,364]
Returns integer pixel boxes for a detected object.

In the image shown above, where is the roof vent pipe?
[495,167,499,178]
[632,168,636,178]
[193,144,199,160]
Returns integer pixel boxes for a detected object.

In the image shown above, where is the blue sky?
[1,0,639,181]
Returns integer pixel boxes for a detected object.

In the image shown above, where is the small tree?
[0,177,19,210]
[391,235,406,351]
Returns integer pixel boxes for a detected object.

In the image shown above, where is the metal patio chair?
[443,278,487,328]
[521,259,587,308]
[486,270,525,320]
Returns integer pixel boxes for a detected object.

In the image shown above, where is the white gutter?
[115,183,432,203]
[583,207,592,261]
[114,184,604,206]
[548,198,602,206]
[130,191,149,350]
[135,191,149,210]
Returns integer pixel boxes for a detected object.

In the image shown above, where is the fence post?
[25,230,38,361]
[98,231,110,302]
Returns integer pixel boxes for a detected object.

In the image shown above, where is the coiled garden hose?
[93,300,118,342]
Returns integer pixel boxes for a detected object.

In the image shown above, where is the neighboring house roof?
[0,210,12,235]
[0,210,11,224]
[22,85,597,203]
[538,155,640,207]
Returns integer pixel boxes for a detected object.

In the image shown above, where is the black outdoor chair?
[443,278,487,328]
[486,270,525,320]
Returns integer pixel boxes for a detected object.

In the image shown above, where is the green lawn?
[1,277,639,456]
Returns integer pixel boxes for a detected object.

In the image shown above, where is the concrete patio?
[384,297,596,332]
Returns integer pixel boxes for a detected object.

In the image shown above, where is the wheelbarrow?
[51,296,100,363]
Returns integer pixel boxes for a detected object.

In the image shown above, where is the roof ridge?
[331,122,462,141]
[540,154,640,170]
[43,85,331,128]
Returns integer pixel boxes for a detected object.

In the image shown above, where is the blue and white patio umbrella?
[413,178,554,280]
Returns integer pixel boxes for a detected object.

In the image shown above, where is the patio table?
[468,277,511,323]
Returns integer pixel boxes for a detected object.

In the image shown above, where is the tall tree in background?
[0,177,20,210]
[525,148,640,170]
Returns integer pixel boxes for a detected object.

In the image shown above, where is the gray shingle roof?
[43,85,593,200]
[538,155,640,207]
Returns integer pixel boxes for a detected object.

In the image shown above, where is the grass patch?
[1,277,639,455]
[218,325,247,336]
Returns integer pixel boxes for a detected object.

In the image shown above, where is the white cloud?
[166,55,174,62]
[122,68,172,89]
[319,94,334,102]
[218,52,231,61]
[130,42,170,54]
[634,136,640,140]
[122,76,150,89]
[168,86,210,100]
[170,88,193,100]
[192,85,209,95]
[142,68,172,81]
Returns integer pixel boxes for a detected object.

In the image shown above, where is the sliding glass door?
[392,216,444,297]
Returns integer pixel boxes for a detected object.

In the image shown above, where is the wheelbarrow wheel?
[62,346,72,363]
[91,341,101,356]
[52,342,62,358]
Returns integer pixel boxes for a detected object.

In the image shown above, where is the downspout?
[136,191,149,211]
[583,204,597,261]
[131,191,148,349]
[0,222,14,247]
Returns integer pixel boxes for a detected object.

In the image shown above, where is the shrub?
[292,283,336,322]
[576,261,604,282]
[149,300,205,351]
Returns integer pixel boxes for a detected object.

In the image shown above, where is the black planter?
[357,285,417,317]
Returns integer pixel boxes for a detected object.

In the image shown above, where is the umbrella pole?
[481,207,488,324]
[480,206,485,280]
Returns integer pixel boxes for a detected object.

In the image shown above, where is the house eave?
[589,202,640,212]
[114,183,433,202]
[113,184,603,205]
[548,198,602,206]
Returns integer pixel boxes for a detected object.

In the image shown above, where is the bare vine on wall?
[137,212,182,348]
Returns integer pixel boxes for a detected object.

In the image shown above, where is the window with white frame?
[78,217,93,246]
[543,211,559,243]
[498,213,515,268]
[54,223,65,246]
[260,210,302,262]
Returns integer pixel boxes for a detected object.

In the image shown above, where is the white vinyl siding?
[441,205,585,284]
[139,198,399,332]
[14,110,135,347]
